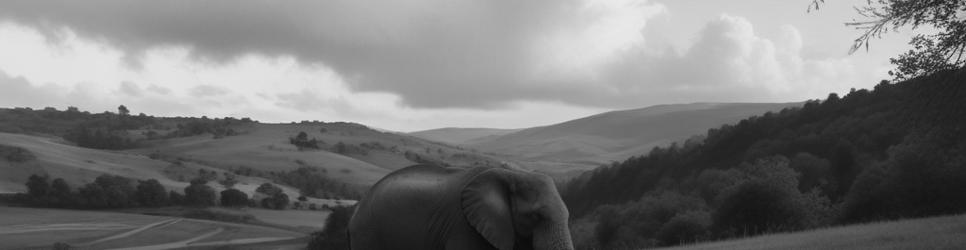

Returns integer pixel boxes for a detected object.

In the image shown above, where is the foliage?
[591,191,708,249]
[81,175,138,208]
[26,174,49,198]
[655,210,711,246]
[274,167,360,199]
[713,180,807,236]
[290,131,321,150]
[261,192,290,210]
[307,205,355,250]
[0,106,250,150]
[810,0,966,80]
[184,178,217,207]
[219,188,249,207]
[563,68,966,246]
[0,144,36,162]
[256,182,283,196]
[133,179,167,207]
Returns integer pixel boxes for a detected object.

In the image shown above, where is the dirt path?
[0,222,135,234]
[108,227,225,250]
[81,218,181,246]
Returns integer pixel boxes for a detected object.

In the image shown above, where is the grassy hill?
[0,131,350,208]
[472,102,801,175]
[409,127,522,145]
[663,214,966,250]
[134,122,506,186]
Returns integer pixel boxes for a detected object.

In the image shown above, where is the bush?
[1,145,36,162]
[184,179,216,207]
[261,192,290,210]
[135,179,168,207]
[713,180,807,237]
[307,205,355,250]
[655,210,711,246]
[220,189,249,207]
[78,175,137,209]
[169,190,185,205]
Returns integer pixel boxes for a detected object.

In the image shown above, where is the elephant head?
[461,168,574,250]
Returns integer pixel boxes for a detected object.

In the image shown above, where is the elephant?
[348,164,574,250]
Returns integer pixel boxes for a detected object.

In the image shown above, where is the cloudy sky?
[0,0,918,131]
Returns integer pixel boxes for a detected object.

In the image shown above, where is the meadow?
[664,214,966,250]
[0,206,305,249]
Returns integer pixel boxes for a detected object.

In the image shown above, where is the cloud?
[117,81,143,97]
[588,14,861,105]
[190,84,229,97]
[0,1,881,132]
[0,70,59,108]
[0,0,669,109]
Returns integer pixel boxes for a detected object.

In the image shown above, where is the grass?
[663,214,966,250]
[0,206,165,249]
[245,208,331,232]
[0,206,305,249]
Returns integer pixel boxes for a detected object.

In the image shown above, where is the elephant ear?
[461,169,515,250]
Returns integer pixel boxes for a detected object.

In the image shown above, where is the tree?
[184,178,216,207]
[262,192,290,210]
[135,179,168,207]
[50,178,71,199]
[810,0,966,79]
[256,182,283,196]
[220,189,249,207]
[169,190,185,205]
[26,174,49,198]
[307,205,355,250]
[79,174,136,208]
[118,105,130,116]
[219,173,238,189]
[713,180,807,236]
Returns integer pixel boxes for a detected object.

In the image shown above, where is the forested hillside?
[562,68,966,249]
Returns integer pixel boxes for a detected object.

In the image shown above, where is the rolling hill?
[134,122,506,186]
[0,112,507,200]
[470,102,802,175]
[0,131,348,208]
[409,127,522,145]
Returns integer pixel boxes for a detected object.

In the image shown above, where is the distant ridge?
[409,127,522,145]
[471,102,803,174]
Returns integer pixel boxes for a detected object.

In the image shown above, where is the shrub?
[307,205,355,250]
[655,210,711,246]
[135,179,168,207]
[713,180,807,237]
[220,189,249,207]
[184,179,216,207]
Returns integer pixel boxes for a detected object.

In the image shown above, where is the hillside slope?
[134,122,506,186]
[663,214,966,250]
[562,69,966,249]
[409,127,522,145]
[0,132,345,207]
[473,103,801,173]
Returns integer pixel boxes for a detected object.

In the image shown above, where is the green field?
[664,214,966,250]
[0,206,305,250]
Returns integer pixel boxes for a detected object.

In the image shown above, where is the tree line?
[562,68,966,248]
[15,174,307,211]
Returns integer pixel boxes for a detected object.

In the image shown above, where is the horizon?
[0,0,915,131]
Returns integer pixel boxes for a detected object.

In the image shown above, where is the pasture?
[0,206,304,249]
[664,214,966,250]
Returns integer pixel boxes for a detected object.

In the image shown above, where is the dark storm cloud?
[0,1,837,110]
[0,0,597,109]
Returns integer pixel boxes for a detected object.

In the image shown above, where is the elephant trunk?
[533,221,574,250]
